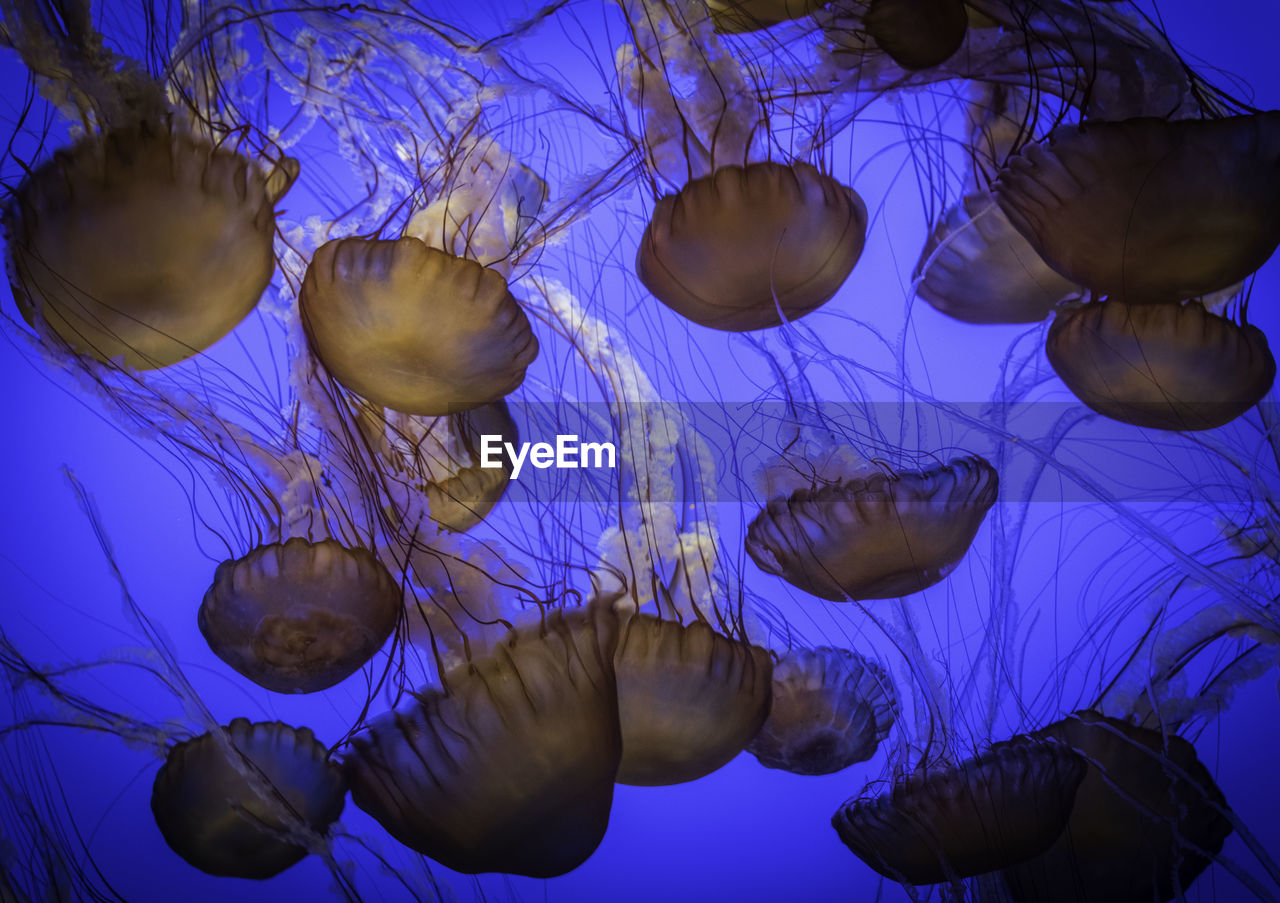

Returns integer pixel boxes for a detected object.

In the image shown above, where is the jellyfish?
[745,455,999,601]
[150,719,347,880]
[1045,298,1276,431]
[747,646,899,775]
[705,0,825,32]
[996,114,1280,304]
[862,0,969,71]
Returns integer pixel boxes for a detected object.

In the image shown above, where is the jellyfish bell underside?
[612,613,772,785]
[704,0,824,33]
[996,113,1280,304]
[423,401,519,532]
[1045,299,1276,431]
[747,646,898,775]
[832,736,1087,885]
[150,719,346,880]
[636,161,868,331]
[745,455,999,601]
[198,538,402,694]
[300,236,538,416]
[4,119,297,370]
[1001,711,1233,903]
[343,608,622,878]
[864,0,969,70]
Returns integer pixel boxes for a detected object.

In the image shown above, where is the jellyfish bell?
[747,646,898,775]
[299,235,538,416]
[4,118,298,369]
[863,0,969,70]
[1045,298,1276,431]
[343,607,622,878]
[995,113,1280,304]
[636,161,868,331]
[704,0,824,33]
[745,455,999,601]
[832,735,1087,885]
[198,537,402,694]
[1001,711,1233,903]
[150,719,346,880]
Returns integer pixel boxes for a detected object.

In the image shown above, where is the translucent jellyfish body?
[832,736,1087,884]
[300,236,538,415]
[864,0,969,70]
[613,614,772,785]
[1045,299,1275,431]
[1002,712,1233,903]
[747,646,898,775]
[636,162,867,331]
[198,538,402,693]
[996,114,1280,303]
[4,119,297,369]
[150,719,346,879]
[705,0,824,32]
[344,609,621,877]
[745,456,999,601]
[915,193,1079,324]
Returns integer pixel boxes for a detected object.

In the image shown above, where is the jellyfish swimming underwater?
[3,1,1280,901]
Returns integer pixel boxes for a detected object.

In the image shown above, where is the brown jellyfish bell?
[995,113,1280,304]
[343,607,622,878]
[704,0,825,33]
[5,119,298,369]
[150,719,346,879]
[1045,298,1275,431]
[863,0,969,70]
[747,646,898,775]
[1001,711,1233,903]
[198,537,402,694]
[832,735,1087,884]
[636,161,868,331]
[745,455,999,601]
[299,235,538,415]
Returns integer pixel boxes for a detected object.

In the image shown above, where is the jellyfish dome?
[745,455,998,601]
[343,608,622,878]
[995,113,1280,303]
[863,0,969,70]
[747,646,899,775]
[613,613,773,785]
[150,719,346,880]
[705,0,824,32]
[299,236,538,415]
[1045,298,1276,431]
[832,736,1087,884]
[4,119,297,369]
[636,162,868,331]
[198,538,402,694]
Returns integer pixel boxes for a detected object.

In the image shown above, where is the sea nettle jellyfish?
[299,236,538,415]
[1001,711,1233,903]
[1045,299,1275,431]
[705,0,824,33]
[745,455,998,601]
[198,538,402,694]
[747,646,898,775]
[996,113,1280,303]
[343,608,622,877]
[4,119,298,369]
[150,719,346,880]
[832,736,1087,884]
[863,0,969,70]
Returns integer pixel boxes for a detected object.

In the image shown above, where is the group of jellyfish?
[1,0,1278,900]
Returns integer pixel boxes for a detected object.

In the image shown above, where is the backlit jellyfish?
[705,0,825,33]
[747,646,899,775]
[1045,298,1276,431]
[151,719,347,879]
[862,0,969,71]
[744,456,999,601]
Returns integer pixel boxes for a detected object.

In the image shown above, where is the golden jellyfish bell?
[864,0,969,70]
[705,0,825,33]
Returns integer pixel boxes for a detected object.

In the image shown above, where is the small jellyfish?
[863,0,969,70]
[705,0,824,33]
[636,162,868,331]
[198,538,402,694]
[343,608,621,878]
[150,719,346,880]
[614,613,773,785]
[915,192,1080,324]
[995,113,1280,303]
[832,736,1087,885]
[745,455,998,601]
[1001,711,1233,903]
[1045,299,1276,431]
[4,119,298,369]
[299,236,538,415]
[747,646,898,775]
